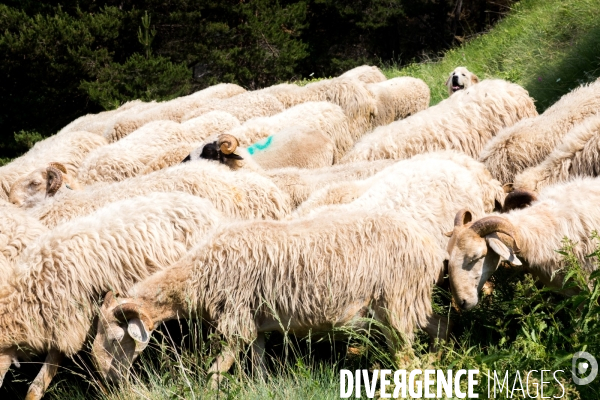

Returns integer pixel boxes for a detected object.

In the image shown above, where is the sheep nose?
[460,299,467,310]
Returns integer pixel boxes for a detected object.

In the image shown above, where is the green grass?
[382,0,600,112]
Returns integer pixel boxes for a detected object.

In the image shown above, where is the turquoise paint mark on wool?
[247,135,273,155]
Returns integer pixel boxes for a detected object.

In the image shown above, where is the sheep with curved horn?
[0,192,225,399]
[446,177,600,310]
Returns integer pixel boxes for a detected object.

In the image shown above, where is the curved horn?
[453,209,472,227]
[48,162,67,174]
[45,166,63,197]
[217,134,239,155]
[501,189,538,213]
[470,216,520,253]
[112,303,154,330]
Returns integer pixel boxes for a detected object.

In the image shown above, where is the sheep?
[103,83,246,142]
[0,192,224,400]
[293,151,505,250]
[512,114,600,192]
[142,141,204,174]
[226,101,352,161]
[245,126,336,169]
[291,151,504,219]
[262,160,396,207]
[339,65,387,84]
[341,79,537,163]
[258,83,315,108]
[479,79,600,184]
[77,111,240,185]
[25,160,291,228]
[180,91,285,124]
[9,162,80,207]
[367,77,430,128]
[92,209,448,385]
[445,67,479,96]
[445,177,600,311]
[0,131,108,201]
[188,137,396,206]
[303,77,378,141]
[59,100,158,136]
[0,203,48,285]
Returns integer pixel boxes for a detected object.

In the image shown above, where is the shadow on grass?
[523,24,600,112]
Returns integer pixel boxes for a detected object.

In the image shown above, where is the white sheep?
[180,91,284,123]
[258,83,315,108]
[339,65,387,84]
[341,79,537,163]
[227,101,352,162]
[0,131,108,201]
[367,77,430,128]
[103,83,246,142]
[304,77,378,142]
[479,79,600,184]
[187,139,395,206]
[258,65,385,110]
[294,151,505,250]
[513,113,600,192]
[9,162,80,207]
[77,111,240,185]
[0,203,48,285]
[26,160,291,227]
[291,151,504,220]
[59,100,158,136]
[244,126,336,169]
[92,209,448,385]
[446,177,600,310]
[0,192,224,400]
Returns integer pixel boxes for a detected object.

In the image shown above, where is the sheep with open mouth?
[446,66,479,96]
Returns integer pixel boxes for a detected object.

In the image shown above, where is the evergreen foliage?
[0,1,512,159]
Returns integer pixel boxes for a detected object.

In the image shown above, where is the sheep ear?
[127,318,151,352]
[471,74,480,84]
[486,236,522,266]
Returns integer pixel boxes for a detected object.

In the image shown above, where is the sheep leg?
[208,346,237,390]
[251,333,267,381]
[423,314,451,352]
[25,349,64,400]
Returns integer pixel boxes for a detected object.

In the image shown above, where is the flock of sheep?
[0,64,599,399]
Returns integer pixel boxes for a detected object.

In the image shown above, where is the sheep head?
[8,163,75,207]
[93,292,154,383]
[446,210,522,310]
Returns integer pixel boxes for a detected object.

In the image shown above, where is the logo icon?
[572,351,597,385]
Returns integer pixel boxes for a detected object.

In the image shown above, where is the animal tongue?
[452,85,461,90]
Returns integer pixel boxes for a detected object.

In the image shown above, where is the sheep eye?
[31,181,41,186]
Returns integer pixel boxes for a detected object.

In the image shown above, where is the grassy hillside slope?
[384,0,600,112]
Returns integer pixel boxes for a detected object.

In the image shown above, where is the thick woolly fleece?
[513,114,600,191]
[27,160,291,228]
[0,131,108,201]
[77,111,240,184]
[0,192,223,356]
[480,79,600,184]
[341,79,537,163]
